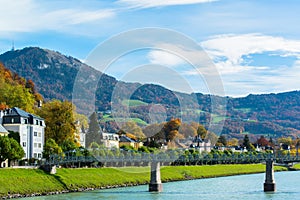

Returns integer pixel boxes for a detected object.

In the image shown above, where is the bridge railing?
[45,149,300,167]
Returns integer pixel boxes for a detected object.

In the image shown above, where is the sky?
[1,0,300,97]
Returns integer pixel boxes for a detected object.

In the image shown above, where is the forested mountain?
[1,47,300,138]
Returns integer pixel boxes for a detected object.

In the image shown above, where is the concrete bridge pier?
[264,159,275,192]
[149,161,163,192]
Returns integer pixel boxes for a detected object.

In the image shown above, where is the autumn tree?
[206,131,219,146]
[257,136,269,147]
[143,123,164,138]
[0,63,43,112]
[179,123,196,138]
[155,118,181,141]
[37,100,77,146]
[120,121,145,139]
[227,138,239,146]
[86,112,101,147]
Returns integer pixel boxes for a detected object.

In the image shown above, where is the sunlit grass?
[0,164,288,197]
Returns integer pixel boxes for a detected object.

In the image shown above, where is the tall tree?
[243,135,255,151]
[86,112,101,147]
[197,125,207,140]
[37,100,77,146]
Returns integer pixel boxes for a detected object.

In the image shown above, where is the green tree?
[37,100,77,146]
[0,136,11,166]
[8,131,20,143]
[61,139,78,152]
[243,135,255,151]
[8,138,25,165]
[0,136,24,167]
[86,112,101,147]
[217,135,227,146]
[43,139,62,159]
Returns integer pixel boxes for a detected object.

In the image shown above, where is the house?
[0,124,9,167]
[101,132,119,149]
[119,135,143,149]
[1,107,45,160]
[190,136,212,153]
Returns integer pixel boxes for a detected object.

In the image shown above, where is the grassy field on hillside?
[0,164,288,197]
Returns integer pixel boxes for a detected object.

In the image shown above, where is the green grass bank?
[0,164,288,198]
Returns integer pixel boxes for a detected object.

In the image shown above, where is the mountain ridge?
[1,47,300,138]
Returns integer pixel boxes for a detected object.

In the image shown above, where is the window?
[33,153,37,158]
[38,153,42,158]
[34,132,37,136]
[38,143,41,148]
[24,119,28,124]
[34,143,37,148]
[40,121,43,126]
[22,142,26,147]
[38,132,41,137]
[36,120,38,125]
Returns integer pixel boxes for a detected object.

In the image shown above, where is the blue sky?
[1,0,300,97]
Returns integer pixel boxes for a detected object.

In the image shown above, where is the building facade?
[0,124,9,167]
[1,107,45,160]
[101,132,119,149]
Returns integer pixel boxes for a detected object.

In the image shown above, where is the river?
[24,171,300,200]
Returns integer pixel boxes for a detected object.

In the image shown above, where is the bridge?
[44,149,300,193]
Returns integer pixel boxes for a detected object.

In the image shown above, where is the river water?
[25,171,300,200]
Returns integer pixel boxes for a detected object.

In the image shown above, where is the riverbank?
[0,164,288,198]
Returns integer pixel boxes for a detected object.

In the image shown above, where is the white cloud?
[0,0,115,35]
[117,0,217,9]
[199,33,300,96]
[202,33,300,66]
[148,50,185,66]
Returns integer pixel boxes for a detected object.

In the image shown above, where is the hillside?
[1,47,300,138]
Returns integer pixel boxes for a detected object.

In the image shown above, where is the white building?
[101,132,119,149]
[1,107,45,160]
[0,124,9,167]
